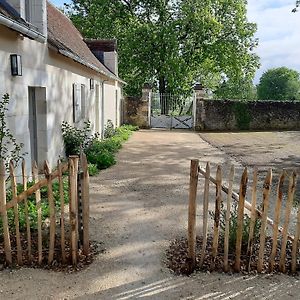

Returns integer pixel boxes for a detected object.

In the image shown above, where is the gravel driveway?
[0,129,300,299]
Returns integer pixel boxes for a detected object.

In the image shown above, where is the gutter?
[0,13,46,43]
[58,48,126,85]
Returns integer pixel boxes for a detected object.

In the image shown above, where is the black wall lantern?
[90,78,94,90]
[10,54,22,76]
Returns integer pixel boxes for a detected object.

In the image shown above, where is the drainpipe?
[101,80,109,139]
[0,14,46,43]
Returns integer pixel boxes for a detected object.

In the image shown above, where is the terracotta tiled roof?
[47,2,121,81]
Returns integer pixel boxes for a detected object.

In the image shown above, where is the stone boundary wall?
[195,99,300,131]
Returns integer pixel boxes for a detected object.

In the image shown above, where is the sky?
[51,0,300,83]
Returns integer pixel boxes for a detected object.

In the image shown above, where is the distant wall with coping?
[195,99,300,131]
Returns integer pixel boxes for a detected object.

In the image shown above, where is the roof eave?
[48,41,126,84]
[0,13,46,43]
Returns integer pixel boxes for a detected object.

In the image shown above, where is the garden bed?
[165,235,296,276]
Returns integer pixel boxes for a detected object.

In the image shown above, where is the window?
[73,83,86,122]
[25,0,31,22]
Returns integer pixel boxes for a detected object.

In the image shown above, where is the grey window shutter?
[73,83,81,122]
[81,84,86,119]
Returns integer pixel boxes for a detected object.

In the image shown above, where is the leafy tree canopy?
[66,0,259,96]
[257,67,300,101]
[214,77,257,100]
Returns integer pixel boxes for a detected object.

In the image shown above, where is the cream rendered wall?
[103,81,122,129]
[0,25,121,172]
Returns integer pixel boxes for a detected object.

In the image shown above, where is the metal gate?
[150,93,195,129]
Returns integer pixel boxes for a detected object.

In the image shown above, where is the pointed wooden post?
[69,156,79,265]
[0,160,12,264]
[257,169,272,273]
[58,160,66,263]
[9,160,22,265]
[211,165,222,271]
[187,159,199,273]
[199,162,210,268]
[44,161,56,264]
[224,165,235,272]
[81,153,90,256]
[279,171,297,273]
[269,171,285,272]
[32,161,43,264]
[247,167,258,271]
[291,171,300,273]
[22,159,32,263]
[234,167,248,272]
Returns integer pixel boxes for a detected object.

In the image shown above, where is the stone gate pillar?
[194,83,206,131]
[142,83,152,128]
[123,83,152,128]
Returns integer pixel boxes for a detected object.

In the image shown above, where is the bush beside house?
[62,120,138,176]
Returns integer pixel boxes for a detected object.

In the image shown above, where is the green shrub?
[86,148,116,170]
[88,163,99,176]
[0,177,69,236]
[210,201,261,253]
[0,93,27,169]
[104,120,116,138]
[84,123,138,174]
[61,120,99,156]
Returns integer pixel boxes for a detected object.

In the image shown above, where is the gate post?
[194,84,206,131]
[142,83,152,128]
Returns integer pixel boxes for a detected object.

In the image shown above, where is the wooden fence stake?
[0,160,12,264]
[81,153,90,256]
[247,167,258,271]
[69,157,79,265]
[197,166,294,242]
[211,165,222,271]
[224,165,235,272]
[9,161,23,265]
[279,171,297,273]
[187,159,199,273]
[291,171,300,273]
[234,167,248,272]
[257,169,272,273]
[58,160,66,263]
[22,159,32,262]
[199,162,210,268]
[45,161,56,264]
[32,162,43,264]
[269,171,285,272]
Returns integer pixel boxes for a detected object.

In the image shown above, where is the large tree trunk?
[159,76,169,114]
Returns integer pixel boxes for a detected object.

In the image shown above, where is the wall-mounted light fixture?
[10,54,22,76]
[90,78,94,90]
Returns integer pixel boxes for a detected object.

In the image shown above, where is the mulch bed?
[0,232,105,273]
[165,235,298,276]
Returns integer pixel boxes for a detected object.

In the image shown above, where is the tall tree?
[257,67,300,100]
[214,77,257,100]
[66,0,259,97]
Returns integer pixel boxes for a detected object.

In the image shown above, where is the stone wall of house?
[194,99,300,131]
[123,96,150,128]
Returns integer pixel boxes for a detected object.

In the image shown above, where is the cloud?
[247,0,300,82]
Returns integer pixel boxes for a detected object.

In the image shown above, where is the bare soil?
[1,129,300,299]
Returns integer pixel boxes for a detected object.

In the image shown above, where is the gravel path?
[0,129,300,299]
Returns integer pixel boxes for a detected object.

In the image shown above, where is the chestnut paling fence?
[0,154,90,267]
[187,159,299,274]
